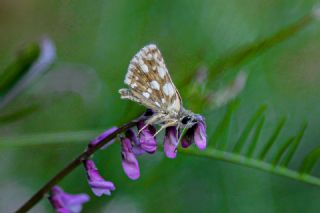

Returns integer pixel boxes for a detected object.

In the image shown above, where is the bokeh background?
[1,0,320,212]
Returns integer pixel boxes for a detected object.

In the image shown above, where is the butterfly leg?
[138,113,165,134]
[153,120,178,137]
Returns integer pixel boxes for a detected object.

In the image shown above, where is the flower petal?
[125,129,145,155]
[56,209,70,213]
[89,127,118,149]
[163,127,178,158]
[49,186,89,213]
[181,128,194,148]
[125,128,140,146]
[194,118,207,150]
[121,137,140,180]
[83,159,116,196]
[62,194,90,213]
[137,121,157,153]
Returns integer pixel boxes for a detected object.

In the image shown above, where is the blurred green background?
[1,0,320,212]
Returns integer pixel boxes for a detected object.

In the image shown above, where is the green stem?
[3,129,320,194]
[178,147,320,187]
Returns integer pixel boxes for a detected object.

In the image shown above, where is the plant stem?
[11,124,320,212]
[179,148,320,187]
[15,118,138,213]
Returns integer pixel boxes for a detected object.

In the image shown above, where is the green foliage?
[1,1,320,212]
[0,43,40,97]
[233,104,267,153]
[1,102,318,188]
[179,103,320,187]
[300,147,320,174]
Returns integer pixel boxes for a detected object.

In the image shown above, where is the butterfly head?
[179,110,199,129]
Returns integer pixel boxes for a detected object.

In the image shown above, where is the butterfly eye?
[144,109,154,116]
[181,116,191,124]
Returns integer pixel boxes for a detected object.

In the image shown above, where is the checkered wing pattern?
[119,44,182,114]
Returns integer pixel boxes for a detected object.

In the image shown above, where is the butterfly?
[119,44,199,135]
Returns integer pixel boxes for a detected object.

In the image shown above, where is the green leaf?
[210,100,240,149]
[258,117,286,160]
[0,42,40,96]
[208,11,316,79]
[246,116,265,158]
[300,147,320,174]
[0,38,56,109]
[179,147,320,187]
[281,123,307,167]
[271,136,295,166]
[233,104,267,154]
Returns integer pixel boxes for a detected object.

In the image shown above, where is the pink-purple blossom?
[181,115,207,150]
[194,116,207,150]
[137,121,157,153]
[163,126,178,158]
[125,128,145,155]
[89,127,118,149]
[49,186,89,213]
[121,137,140,180]
[83,159,116,196]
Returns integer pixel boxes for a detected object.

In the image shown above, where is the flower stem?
[16,118,138,213]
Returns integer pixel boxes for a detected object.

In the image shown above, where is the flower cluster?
[120,120,157,180]
[49,111,206,212]
[120,113,206,179]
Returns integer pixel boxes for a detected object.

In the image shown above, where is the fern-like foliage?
[179,100,320,187]
[1,101,319,187]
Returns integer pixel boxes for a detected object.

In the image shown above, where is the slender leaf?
[281,123,308,167]
[210,100,240,148]
[179,147,320,187]
[246,116,265,157]
[208,12,315,79]
[258,117,286,160]
[233,104,267,153]
[271,136,295,166]
[0,43,40,96]
[0,38,56,109]
[300,147,320,174]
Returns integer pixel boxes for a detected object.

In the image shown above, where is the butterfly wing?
[119,44,182,115]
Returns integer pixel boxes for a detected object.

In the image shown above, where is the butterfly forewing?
[120,44,182,114]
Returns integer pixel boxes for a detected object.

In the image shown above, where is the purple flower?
[49,186,89,213]
[89,127,118,149]
[164,127,178,158]
[181,115,207,150]
[83,159,116,196]
[194,116,207,150]
[121,137,140,180]
[181,127,194,148]
[125,129,145,155]
[137,121,157,153]
[125,129,140,146]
